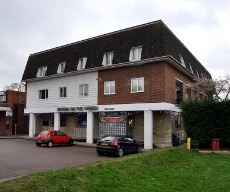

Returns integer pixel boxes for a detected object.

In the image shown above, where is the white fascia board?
[25,103,180,114]
[98,103,181,112]
[24,107,57,113]
[0,107,12,112]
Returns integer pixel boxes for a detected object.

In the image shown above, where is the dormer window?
[196,70,200,78]
[129,46,142,61]
[57,62,66,74]
[77,57,87,71]
[102,52,113,66]
[189,63,194,74]
[37,66,47,77]
[179,54,186,67]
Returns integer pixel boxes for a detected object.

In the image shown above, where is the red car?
[36,130,74,147]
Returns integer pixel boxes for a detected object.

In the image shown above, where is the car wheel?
[47,141,53,147]
[36,143,41,147]
[137,145,142,153]
[68,140,73,146]
[97,151,103,156]
[117,148,124,157]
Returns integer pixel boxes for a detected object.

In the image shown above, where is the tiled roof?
[22,20,211,81]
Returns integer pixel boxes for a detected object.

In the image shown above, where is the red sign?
[100,117,124,122]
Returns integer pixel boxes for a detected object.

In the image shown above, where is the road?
[0,139,111,181]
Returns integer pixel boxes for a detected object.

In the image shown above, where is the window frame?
[37,66,47,77]
[131,77,144,93]
[39,89,48,99]
[79,84,89,97]
[178,54,186,67]
[102,52,114,66]
[59,87,67,98]
[104,81,115,95]
[57,62,66,74]
[0,95,6,101]
[77,57,87,71]
[129,46,142,61]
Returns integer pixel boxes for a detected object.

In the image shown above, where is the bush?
[181,99,230,145]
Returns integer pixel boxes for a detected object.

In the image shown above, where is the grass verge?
[0,147,230,192]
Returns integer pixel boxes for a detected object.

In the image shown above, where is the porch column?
[54,112,60,130]
[86,112,94,144]
[29,113,36,137]
[144,110,153,149]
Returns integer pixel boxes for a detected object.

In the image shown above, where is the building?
[0,90,28,135]
[22,20,211,149]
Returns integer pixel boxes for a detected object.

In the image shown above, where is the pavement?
[0,135,97,148]
[1,135,230,154]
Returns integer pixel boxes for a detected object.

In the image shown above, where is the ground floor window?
[175,113,183,130]
[60,114,66,127]
[74,113,87,128]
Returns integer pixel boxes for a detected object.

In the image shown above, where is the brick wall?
[165,64,194,103]
[6,90,26,104]
[98,62,166,104]
[98,61,194,105]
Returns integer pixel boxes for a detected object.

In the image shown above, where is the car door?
[123,137,133,153]
[51,131,59,144]
[57,131,69,144]
[125,137,136,152]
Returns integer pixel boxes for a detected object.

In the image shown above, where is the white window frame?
[39,89,48,99]
[36,66,47,77]
[79,84,89,97]
[104,81,115,95]
[59,87,67,98]
[189,63,194,74]
[129,46,142,61]
[131,77,144,93]
[196,70,200,78]
[0,95,6,101]
[57,62,66,74]
[179,54,186,67]
[102,52,114,66]
[77,57,87,71]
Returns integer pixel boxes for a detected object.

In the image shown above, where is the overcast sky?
[0,0,230,90]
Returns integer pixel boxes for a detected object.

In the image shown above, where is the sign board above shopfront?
[57,106,98,112]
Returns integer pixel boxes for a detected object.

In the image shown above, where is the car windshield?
[40,131,49,136]
[100,136,116,142]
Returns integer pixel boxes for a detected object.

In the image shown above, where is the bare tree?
[3,82,25,92]
[188,75,230,101]
[215,74,230,101]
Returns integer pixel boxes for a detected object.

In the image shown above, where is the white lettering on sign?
[57,106,98,112]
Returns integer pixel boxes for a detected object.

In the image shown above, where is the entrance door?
[99,122,126,138]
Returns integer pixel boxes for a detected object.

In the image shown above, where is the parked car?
[36,130,74,147]
[96,135,142,157]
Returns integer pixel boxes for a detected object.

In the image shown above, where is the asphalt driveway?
[0,139,111,181]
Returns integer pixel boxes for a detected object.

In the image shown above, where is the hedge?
[181,99,230,145]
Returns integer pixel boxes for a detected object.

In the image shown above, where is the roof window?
[57,62,66,74]
[129,46,142,61]
[77,57,87,71]
[36,66,47,77]
[102,52,114,66]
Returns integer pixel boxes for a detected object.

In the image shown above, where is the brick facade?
[0,90,28,135]
[98,61,194,105]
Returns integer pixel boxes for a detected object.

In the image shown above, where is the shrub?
[181,99,230,145]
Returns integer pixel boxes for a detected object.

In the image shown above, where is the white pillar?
[144,110,153,149]
[86,112,94,144]
[29,113,35,137]
[54,112,60,130]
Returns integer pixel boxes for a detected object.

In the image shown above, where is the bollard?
[187,138,191,150]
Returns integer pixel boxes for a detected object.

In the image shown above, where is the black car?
[96,135,142,157]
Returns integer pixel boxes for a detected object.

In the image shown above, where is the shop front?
[26,103,182,149]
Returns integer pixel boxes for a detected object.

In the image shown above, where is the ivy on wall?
[181,100,230,144]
